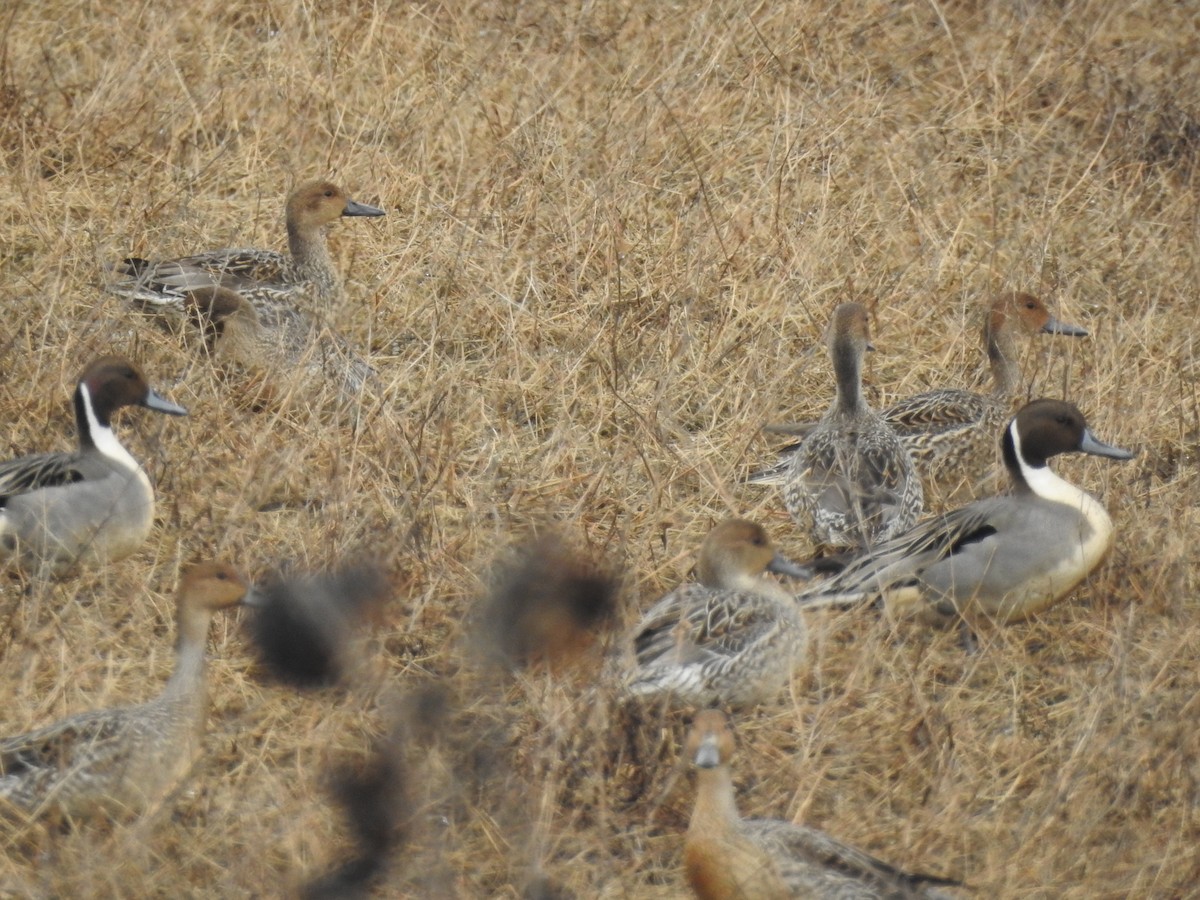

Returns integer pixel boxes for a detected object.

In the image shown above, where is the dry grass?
[1,0,1198,896]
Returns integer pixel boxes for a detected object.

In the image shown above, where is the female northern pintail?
[625,520,809,707]
[107,180,385,323]
[780,302,923,550]
[754,292,1088,496]
[796,399,1133,627]
[684,710,961,899]
[183,286,378,400]
[0,357,187,577]
[0,563,254,820]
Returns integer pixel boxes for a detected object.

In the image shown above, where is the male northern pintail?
[683,710,961,899]
[0,357,187,577]
[0,563,254,820]
[780,302,923,550]
[183,286,378,400]
[796,399,1133,627]
[754,292,1088,496]
[107,180,385,320]
[625,520,809,707]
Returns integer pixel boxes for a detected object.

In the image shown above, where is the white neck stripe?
[81,385,142,473]
[1011,419,1087,507]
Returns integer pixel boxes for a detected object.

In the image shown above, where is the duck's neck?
[75,384,139,471]
[1003,420,1086,506]
[690,766,741,837]
[831,338,864,415]
[161,607,213,702]
[984,315,1020,397]
[288,221,339,294]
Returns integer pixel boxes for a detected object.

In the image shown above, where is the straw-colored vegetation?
[1,0,1198,896]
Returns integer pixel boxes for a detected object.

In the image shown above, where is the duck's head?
[182,286,255,324]
[686,709,736,769]
[695,519,810,589]
[991,292,1089,339]
[77,356,188,420]
[178,561,255,614]
[826,301,874,356]
[287,180,385,231]
[1004,398,1134,472]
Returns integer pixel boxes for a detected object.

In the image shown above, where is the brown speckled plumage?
[0,563,252,821]
[183,286,378,401]
[781,303,922,550]
[756,293,1087,499]
[684,711,961,900]
[625,520,809,707]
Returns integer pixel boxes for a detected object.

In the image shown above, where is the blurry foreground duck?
[0,357,187,577]
[625,520,809,707]
[684,710,961,899]
[755,293,1088,496]
[796,399,1133,627]
[780,302,922,550]
[0,562,255,821]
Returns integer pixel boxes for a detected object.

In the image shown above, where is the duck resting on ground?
[0,562,255,822]
[779,301,923,551]
[624,519,810,708]
[0,357,187,578]
[684,710,962,899]
[795,398,1133,628]
[752,292,1088,498]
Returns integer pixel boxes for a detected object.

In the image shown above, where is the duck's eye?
[324,189,334,197]
[1025,300,1037,309]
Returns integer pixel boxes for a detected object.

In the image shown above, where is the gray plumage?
[0,562,253,820]
[796,399,1134,627]
[625,520,810,707]
[754,293,1087,497]
[0,357,187,577]
[781,302,923,550]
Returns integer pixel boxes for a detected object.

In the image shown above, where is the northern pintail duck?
[0,562,253,820]
[780,302,923,550]
[796,399,1133,627]
[625,520,809,707]
[183,286,378,399]
[108,180,385,318]
[684,710,961,899]
[0,357,187,577]
[754,293,1088,495]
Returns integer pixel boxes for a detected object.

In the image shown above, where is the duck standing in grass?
[625,520,810,708]
[684,710,960,899]
[107,181,385,400]
[796,399,1133,628]
[0,562,255,821]
[0,357,187,578]
[754,292,1088,498]
[781,302,922,550]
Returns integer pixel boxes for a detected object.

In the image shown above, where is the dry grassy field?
[1,0,1199,896]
